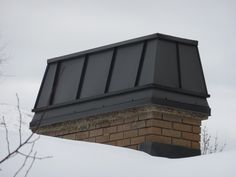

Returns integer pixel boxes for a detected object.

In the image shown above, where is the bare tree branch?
[26,135,40,144]
[13,142,35,177]
[2,116,10,154]
[201,126,226,155]
[0,94,51,177]
[0,127,34,164]
[17,151,52,160]
[24,152,37,177]
[16,93,22,145]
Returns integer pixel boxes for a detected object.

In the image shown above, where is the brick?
[117,123,131,132]
[162,129,181,138]
[87,121,96,130]
[139,127,161,136]
[146,119,172,129]
[84,137,96,142]
[104,126,117,135]
[63,133,75,140]
[192,141,200,149]
[124,130,138,138]
[163,113,182,123]
[107,141,116,146]
[127,145,138,150]
[182,118,201,126]
[89,129,103,137]
[75,131,89,140]
[192,126,201,134]
[95,120,110,128]
[55,130,69,136]
[117,139,130,146]
[138,111,162,121]
[182,132,200,141]
[146,135,171,144]
[45,131,56,136]
[124,115,138,123]
[96,135,109,143]
[111,118,124,126]
[131,136,145,145]
[77,120,90,131]
[172,138,191,148]
[131,121,146,129]
[173,123,192,132]
[110,132,123,141]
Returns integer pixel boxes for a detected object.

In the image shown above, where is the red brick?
[110,132,123,141]
[117,139,130,146]
[124,130,138,138]
[139,127,161,136]
[182,118,201,126]
[89,129,103,137]
[84,137,96,142]
[111,119,124,126]
[95,120,110,128]
[138,111,162,121]
[162,129,181,138]
[124,115,138,123]
[107,141,116,146]
[163,113,182,123]
[173,123,192,132]
[146,119,172,129]
[96,135,109,143]
[182,132,200,141]
[104,126,117,134]
[45,131,56,136]
[75,131,89,140]
[172,138,191,148]
[192,126,201,134]
[131,136,145,145]
[192,141,200,149]
[63,133,75,140]
[131,121,146,129]
[117,123,131,132]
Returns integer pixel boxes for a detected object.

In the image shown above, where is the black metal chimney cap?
[31,33,210,128]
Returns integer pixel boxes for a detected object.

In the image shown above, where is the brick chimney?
[31,33,210,158]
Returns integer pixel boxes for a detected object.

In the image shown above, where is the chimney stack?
[31,33,210,158]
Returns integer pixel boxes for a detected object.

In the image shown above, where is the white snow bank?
[0,130,236,177]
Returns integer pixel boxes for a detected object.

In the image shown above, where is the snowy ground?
[0,105,236,177]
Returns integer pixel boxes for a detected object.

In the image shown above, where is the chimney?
[31,33,210,158]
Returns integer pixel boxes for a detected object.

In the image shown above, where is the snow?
[0,105,236,177]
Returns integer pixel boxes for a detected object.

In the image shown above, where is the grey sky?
[0,0,235,149]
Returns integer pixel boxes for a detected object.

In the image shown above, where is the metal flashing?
[31,33,210,128]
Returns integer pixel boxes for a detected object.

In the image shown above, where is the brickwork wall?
[37,106,205,151]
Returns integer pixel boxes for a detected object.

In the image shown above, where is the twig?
[26,135,40,144]
[0,131,34,164]
[17,151,52,160]
[2,116,10,154]
[16,93,22,145]
[24,152,37,177]
[0,111,45,164]
[13,142,35,177]
[0,94,50,177]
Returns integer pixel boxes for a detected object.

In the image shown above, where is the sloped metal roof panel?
[31,33,210,128]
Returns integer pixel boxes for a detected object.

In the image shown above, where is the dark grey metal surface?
[109,43,143,92]
[139,142,201,158]
[31,33,210,128]
[80,50,113,98]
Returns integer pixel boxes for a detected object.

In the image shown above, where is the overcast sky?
[0,0,235,149]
